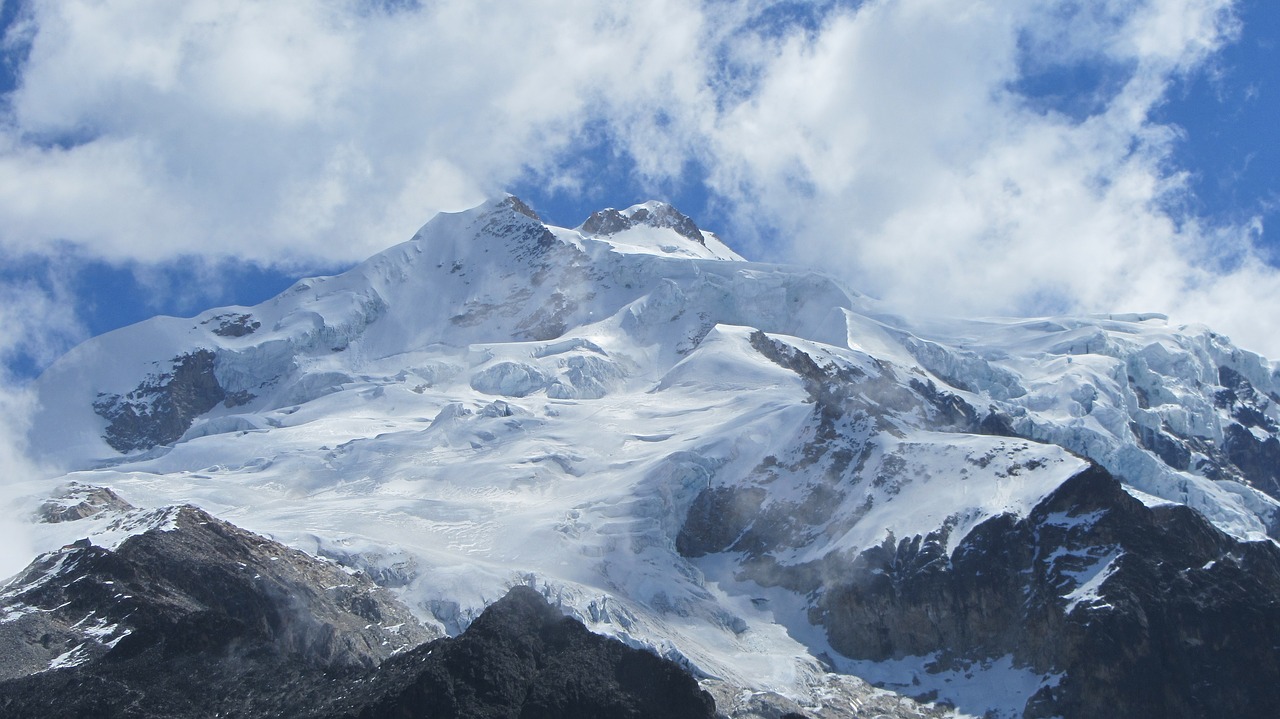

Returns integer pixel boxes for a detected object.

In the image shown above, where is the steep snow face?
[17,195,1280,717]
[28,196,824,467]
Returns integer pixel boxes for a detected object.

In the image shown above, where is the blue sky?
[1158,0,1278,239]
[0,0,1278,388]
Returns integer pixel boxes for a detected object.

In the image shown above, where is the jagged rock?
[816,464,1280,718]
[628,204,704,244]
[581,207,634,236]
[92,350,227,452]
[0,504,435,716]
[581,202,706,245]
[677,486,768,558]
[0,510,717,719]
[499,194,542,221]
[335,585,717,719]
[203,312,262,337]
[701,675,950,719]
[36,483,134,523]
[1221,422,1280,498]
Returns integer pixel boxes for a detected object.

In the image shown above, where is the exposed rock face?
[500,194,542,221]
[680,332,1033,592]
[627,204,704,243]
[336,585,717,719]
[0,509,717,719]
[36,482,134,523]
[203,312,261,337]
[1211,365,1280,498]
[747,330,982,435]
[581,207,634,236]
[816,465,1280,718]
[92,350,228,452]
[444,196,598,343]
[581,202,706,245]
[0,504,435,716]
[483,196,558,259]
[676,485,769,558]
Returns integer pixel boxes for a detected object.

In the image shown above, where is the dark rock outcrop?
[581,202,706,245]
[203,312,261,337]
[1218,412,1280,499]
[816,464,1280,718]
[335,585,717,719]
[92,349,227,452]
[581,207,634,236]
[0,504,434,716]
[677,485,768,558]
[0,509,716,719]
[36,482,134,523]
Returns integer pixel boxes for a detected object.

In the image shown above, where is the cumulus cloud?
[705,0,1279,353]
[0,0,714,265]
[0,0,1276,356]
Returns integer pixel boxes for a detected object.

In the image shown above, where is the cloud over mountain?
[0,0,1276,355]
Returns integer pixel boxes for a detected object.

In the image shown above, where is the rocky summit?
[7,195,1280,717]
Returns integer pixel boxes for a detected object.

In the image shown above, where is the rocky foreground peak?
[0,492,718,719]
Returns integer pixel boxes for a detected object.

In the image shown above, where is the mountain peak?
[579,200,705,245]
[496,193,542,221]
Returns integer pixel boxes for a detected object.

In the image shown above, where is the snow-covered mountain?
[8,195,1280,718]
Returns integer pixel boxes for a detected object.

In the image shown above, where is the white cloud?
[0,374,38,579]
[0,277,85,578]
[0,0,714,264]
[704,0,1280,354]
[0,0,1277,357]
